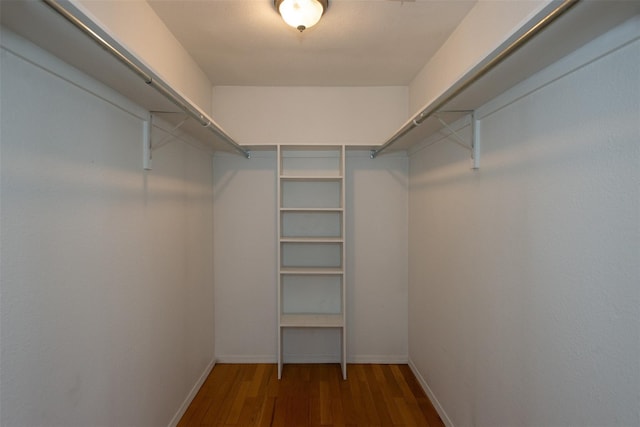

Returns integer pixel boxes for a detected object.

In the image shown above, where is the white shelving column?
[277,145,347,380]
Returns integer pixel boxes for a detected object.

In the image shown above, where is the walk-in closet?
[1,1,638,426]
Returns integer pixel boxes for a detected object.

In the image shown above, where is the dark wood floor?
[178,363,444,426]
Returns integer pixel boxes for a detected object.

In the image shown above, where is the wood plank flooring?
[178,364,444,426]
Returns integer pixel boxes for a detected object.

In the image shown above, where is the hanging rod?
[371,0,580,159]
[41,0,251,159]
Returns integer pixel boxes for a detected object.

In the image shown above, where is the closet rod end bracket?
[471,112,480,170]
[143,119,152,170]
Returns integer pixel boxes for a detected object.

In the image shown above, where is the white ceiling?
[147,0,477,87]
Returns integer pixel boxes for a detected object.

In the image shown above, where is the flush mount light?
[275,0,328,32]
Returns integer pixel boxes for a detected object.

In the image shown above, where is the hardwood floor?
[178,364,444,426]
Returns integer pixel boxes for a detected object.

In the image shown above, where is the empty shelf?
[280,314,344,328]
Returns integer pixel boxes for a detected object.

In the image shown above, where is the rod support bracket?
[472,112,480,170]
[148,111,192,153]
[143,118,152,170]
[436,110,480,169]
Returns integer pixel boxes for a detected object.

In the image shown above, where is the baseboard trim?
[215,355,409,364]
[407,359,454,427]
[349,355,409,364]
[215,355,277,363]
[168,358,216,427]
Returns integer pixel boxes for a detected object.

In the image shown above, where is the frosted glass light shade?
[276,0,327,32]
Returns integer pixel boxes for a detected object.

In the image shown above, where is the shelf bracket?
[144,112,191,170]
[150,111,191,151]
[472,111,480,170]
[435,110,480,170]
[143,118,152,170]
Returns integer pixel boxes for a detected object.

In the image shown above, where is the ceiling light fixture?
[275,0,328,32]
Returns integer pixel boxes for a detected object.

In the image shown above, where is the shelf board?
[280,237,343,243]
[279,145,343,151]
[4,2,636,157]
[280,267,343,275]
[280,176,342,182]
[280,314,344,328]
[280,208,343,213]
[370,3,640,153]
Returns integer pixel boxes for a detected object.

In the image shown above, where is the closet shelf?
[280,176,342,182]
[370,1,639,156]
[280,267,343,275]
[280,314,344,328]
[0,0,249,157]
[280,237,343,243]
[280,208,343,213]
[2,1,634,157]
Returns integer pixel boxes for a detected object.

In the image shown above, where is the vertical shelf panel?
[340,145,346,380]
[277,145,283,379]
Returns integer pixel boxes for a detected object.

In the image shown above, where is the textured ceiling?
[147,0,476,86]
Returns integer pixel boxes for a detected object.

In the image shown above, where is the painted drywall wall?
[212,151,278,362]
[0,30,215,426]
[72,0,213,116]
[408,18,640,427]
[213,150,408,363]
[408,0,549,115]
[346,151,409,362]
[211,86,408,146]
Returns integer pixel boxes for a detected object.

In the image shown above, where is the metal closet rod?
[42,0,251,159]
[371,0,580,159]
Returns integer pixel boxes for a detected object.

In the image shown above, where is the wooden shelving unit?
[277,145,346,380]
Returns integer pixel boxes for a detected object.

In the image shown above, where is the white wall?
[211,84,410,363]
[0,30,215,426]
[213,149,408,363]
[211,86,408,146]
[408,18,640,427]
[212,150,278,362]
[346,150,408,362]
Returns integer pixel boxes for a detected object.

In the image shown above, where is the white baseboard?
[214,354,408,364]
[215,355,277,363]
[349,354,408,364]
[407,359,454,427]
[283,353,340,363]
[167,358,216,427]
